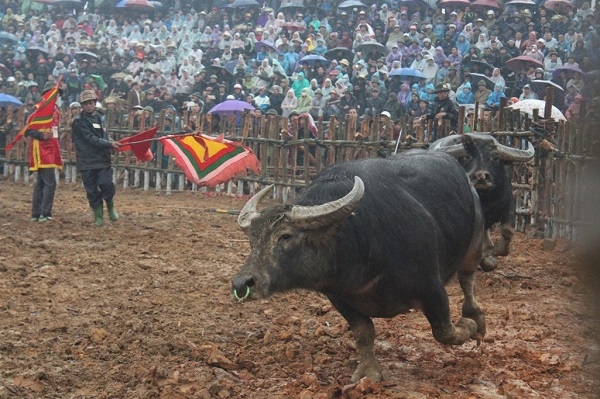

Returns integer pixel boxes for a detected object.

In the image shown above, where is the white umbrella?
[507,99,566,122]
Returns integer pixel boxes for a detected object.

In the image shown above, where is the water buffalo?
[429,134,535,271]
[232,152,486,382]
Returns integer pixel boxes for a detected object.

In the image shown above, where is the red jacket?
[26,131,63,171]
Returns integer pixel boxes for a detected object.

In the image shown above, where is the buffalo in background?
[429,133,535,271]
[232,152,486,382]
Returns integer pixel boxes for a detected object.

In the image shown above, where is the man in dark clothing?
[424,82,459,141]
[364,88,386,118]
[71,90,121,226]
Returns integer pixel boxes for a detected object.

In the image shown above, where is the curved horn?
[238,184,274,230]
[430,142,469,158]
[287,176,365,230]
[497,141,535,162]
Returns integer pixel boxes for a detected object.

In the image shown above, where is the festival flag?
[5,78,62,152]
[117,125,159,162]
[161,133,261,188]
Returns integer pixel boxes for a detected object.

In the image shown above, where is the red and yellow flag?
[161,134,261,188]
[5,78,62,152]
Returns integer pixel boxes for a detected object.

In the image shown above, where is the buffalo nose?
[232,276,254,301]
[474,171,491,182]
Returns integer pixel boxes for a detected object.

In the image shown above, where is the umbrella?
[282,22,305,32]
[529,79,565,108]
[325,46,355,62]
[115,0,155,11]
[31,0,54,3]
[438,0,471,5]
[150,1,164,8]
[208,100,255,114]
[552,65,585,79]
[231,0,260,7]
[75,51,99,60]
[53,0,83,4]
[389,68,426,79]
[297,54,329,66]
[278,2,305,12]
[471,73,495,90]
[354,41,388,56]
[468,60,495,73]
[254,40,282,54]
[26,46,49,56]
[0,94,23,108]
[338,0,368,8]
[543,0,574,11]
[506,0,536,4]
[508,99,566,121]
[211,65,234,76]
[470,0,503,9]
[0,32,19,44]
[505,55,544,73]
[0,63,11,77]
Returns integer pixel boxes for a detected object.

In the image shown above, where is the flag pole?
[116,131,197,146]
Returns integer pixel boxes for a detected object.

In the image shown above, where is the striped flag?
[5,78,62,152]
[161,134,261,188]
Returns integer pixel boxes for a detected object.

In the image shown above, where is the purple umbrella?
[552,65,586,79]
[208,100,255,114]
[254,40,282,54]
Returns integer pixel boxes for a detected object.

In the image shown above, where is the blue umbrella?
[208,100,255,114]
[389,68,426,79]
[297,54,329,66]
[0,32,18,44]
[0,94,23,108]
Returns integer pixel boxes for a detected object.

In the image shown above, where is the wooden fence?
[1,100,597,241]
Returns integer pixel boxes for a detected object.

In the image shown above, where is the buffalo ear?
[461,134,475,152]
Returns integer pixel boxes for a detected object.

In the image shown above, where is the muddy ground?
[0,180,598,399]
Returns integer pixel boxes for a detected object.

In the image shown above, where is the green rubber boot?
[93,205,104,226]
[106,200,119,222]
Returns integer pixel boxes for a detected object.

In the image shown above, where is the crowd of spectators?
[0,0,598,125]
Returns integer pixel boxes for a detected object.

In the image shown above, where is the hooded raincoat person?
[292,72,310,98]
[486,83,506,111]
[456,82,474,104]
[281,89,298,118]
[296,88,313,114]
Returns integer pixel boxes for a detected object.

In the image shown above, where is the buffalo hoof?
[351,361,383,383]
[480,256,498,272]
[493,243,510,257]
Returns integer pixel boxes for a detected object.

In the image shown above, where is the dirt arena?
[0,180,598,398]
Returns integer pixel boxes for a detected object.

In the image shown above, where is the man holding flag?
[5,79,63,222]
[71,90,121,227]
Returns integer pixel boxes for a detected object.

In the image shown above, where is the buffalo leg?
[328,296,383,382]
[493,222,513,257]
[421,281,478,345]
[480,229,498,271]
[458,271,486,336]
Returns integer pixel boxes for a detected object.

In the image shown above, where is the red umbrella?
[0,63,11,77]
[505,55,544,73]
[470,0,502,9]
[544,0,574,11]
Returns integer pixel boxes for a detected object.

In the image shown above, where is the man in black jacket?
[72,90,121,226]
[424,82,459,141]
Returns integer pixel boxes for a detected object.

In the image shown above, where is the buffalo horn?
[429,141,469,157]
[287,176,365,230]
[496,141,535,162]
[238,184,274,229]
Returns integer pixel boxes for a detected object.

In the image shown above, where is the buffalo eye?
[458,155,473,164]
[278,233,293,243]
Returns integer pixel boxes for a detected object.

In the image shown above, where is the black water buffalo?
[429,134,535,271]
[232,152,486,382]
